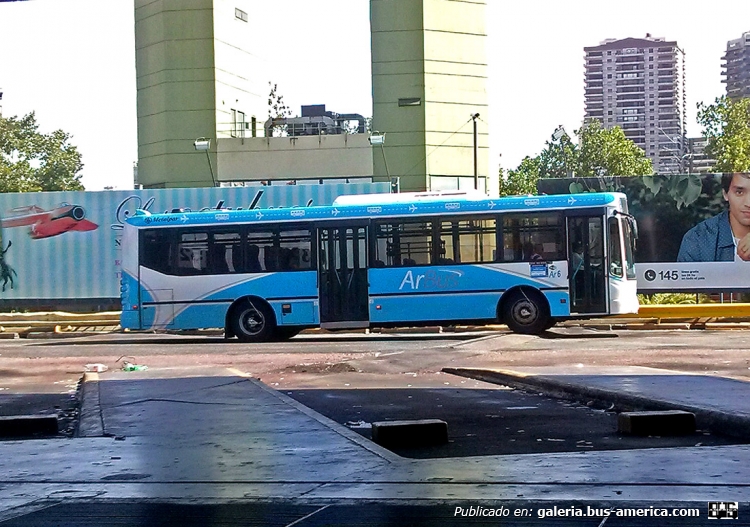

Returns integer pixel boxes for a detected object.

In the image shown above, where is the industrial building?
[134,0,491,193]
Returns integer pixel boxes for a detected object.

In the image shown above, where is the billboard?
[0,182,389,308]
[537,174,750,292]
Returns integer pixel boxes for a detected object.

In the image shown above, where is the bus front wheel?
[502,290,549,335]
[231,299,276,342]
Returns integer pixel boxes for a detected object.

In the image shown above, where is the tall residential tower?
[722,30,750,99]
[584,36,686,174]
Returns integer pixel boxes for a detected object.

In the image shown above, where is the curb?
[76,372,104,437]
[224,368,403,464]
[443,367,750,441]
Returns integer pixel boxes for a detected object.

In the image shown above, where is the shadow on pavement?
[284,387,743,459]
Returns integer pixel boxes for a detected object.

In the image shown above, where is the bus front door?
[318,225,370,329]
[567,215,607,314]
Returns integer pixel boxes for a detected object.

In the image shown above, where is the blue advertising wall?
[0,182,389,305]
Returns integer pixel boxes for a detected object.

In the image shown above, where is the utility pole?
[471,113,480,190]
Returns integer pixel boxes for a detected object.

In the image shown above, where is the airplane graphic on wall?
[1,204,99,239]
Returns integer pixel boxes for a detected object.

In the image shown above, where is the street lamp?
[471,113,480,190]
[551,125,571,177]
[193,137,217,187]
[656,126,687,173]
[369,131,398,191]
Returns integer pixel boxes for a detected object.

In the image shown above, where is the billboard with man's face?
[537,174,750,292]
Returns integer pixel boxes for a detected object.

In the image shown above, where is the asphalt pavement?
[285,387,741,458]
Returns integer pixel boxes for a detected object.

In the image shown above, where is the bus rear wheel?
[231,299,276,343]
[503,290,549,335]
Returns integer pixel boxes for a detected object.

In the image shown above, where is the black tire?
[502,290,550,335]
[230,299,276,342]
[274,327,301,341]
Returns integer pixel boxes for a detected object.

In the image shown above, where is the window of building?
[231,109,246,138]
[235,8,248,22]
[398,98,421,107]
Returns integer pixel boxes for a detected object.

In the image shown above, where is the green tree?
[697,96,750,172]
[537,129,578,179]
[267,82,293,137]
[498,157,539,196]
[538,121,652,178]
[0,112,84,192]
[575,120,653,177]
[501,120,653,196]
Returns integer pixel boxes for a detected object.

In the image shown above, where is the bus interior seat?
[264,246,278,271]
[245,244,263,272]
[210,248,229,274]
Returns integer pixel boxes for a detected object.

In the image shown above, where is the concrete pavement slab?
[444,365,750,439]
[2,365,750,509]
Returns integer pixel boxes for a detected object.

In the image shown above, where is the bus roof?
[126,192,621,229]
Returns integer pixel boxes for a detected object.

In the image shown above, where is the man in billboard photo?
[677,173,750,262]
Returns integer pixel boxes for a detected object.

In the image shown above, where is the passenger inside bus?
[246,244,262,273]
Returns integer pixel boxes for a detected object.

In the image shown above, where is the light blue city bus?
[120,191,638,340]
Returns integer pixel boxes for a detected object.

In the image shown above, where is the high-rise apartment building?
[722,30,750,99]
[584,36,686,174]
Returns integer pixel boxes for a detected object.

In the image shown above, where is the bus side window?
[141,229,175,275]
[500,213,564,262]
[278,226,312,271]
[245,244,262,272]
[210,231,240,275]
[177,232,209,274]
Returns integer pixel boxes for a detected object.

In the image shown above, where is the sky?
[0,0,749,190]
